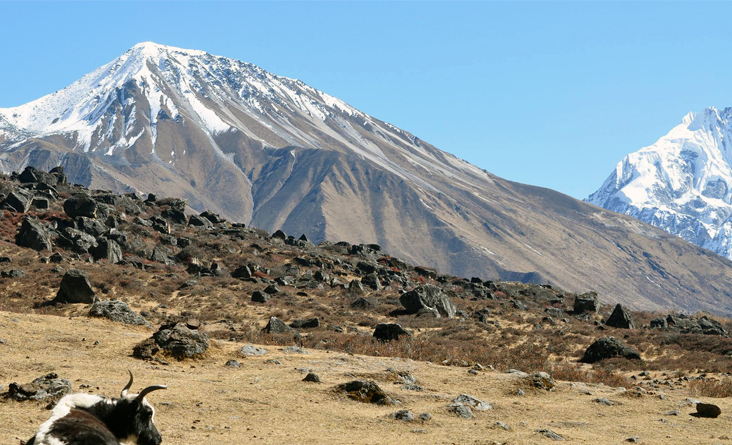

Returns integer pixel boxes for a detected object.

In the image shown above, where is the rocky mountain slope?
[588,107,732,260]
[3,44,732,313]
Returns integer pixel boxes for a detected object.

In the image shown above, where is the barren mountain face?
[2,43,732,314]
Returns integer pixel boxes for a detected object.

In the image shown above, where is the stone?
[1,188,33,213]
[400,284,456,318]
[594,398,614,405]
[188,214,213,228]
[537,429,565,441]
[31,197,50,210]
[92,238,123,264]
[605,304,636,329]
[76,217,108,237]
[7,373,72,401]
[55,269,95,304]
[232,265,253,279]
[351,296,378,309]
[449,404,473,419]
[361,272,382,290]
[452,394,492,411]
[337,380,392,405]
[150,246,175,265]
[348,279,364,293]
[373,323,411,342]
[262,317,293,334]
[151,322,210,359]
[303,373,321,383]
[290,318,320,329]
[1,269,24,278]
[390,410,414,422]
[263,284,280,295]
[15,217,52,251]
[200,210,224,224]
[573,292,599,313]
[283,346,308,354]
[58,227,98,253]
[419,413,432,422]
[225,360,241,368]
[251,291,270,303]
[89,299,151,327]
[696,402,721,418]
[240,345,268,356]
[529,372,556,391]
[271,229,287,240]
[650,317,668,329]
[64,194,98,218]
[580,337,641,363]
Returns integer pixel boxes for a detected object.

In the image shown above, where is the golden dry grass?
[1,311,730,445]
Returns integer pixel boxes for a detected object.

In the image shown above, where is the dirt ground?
[1,311,730,445]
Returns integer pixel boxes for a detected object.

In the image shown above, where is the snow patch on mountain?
[587,106,732,259]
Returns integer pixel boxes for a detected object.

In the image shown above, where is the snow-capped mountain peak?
[587,106,732,259]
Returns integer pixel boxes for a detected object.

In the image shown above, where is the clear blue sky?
[1,1,731,199]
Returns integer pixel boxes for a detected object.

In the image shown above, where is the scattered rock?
[146,322,210,360]
[594,398,614,406]
[15,216,52,251]
[580,337,641,363]
[400,284,456,318]
[373,323,411,341]
[449,404,473,419]
[573,292,599,313]
[696,402,721,418]
[283,346,308,354]
[55,269,95,304]
[303,373,321,383]
[64,194,98,218]
[351,297,378,309]
[92,238,123,264]
[290,318,320,329]
[1,188,33,213]
[418,413,432,422]
[390,410,414,421]
[495,421,511,431]
[537,429,565,441]
[337,380,393,405]
[262,317,293,334]
[451,394,492,411]
[605,304,636,329]
[6,373,72,401]
[240,345,268,356]
[89,299,151,327]
[263,284,280,295]
[529,372,556,391]
[251,291,270,303]
[225,360,241,368]
[1,269,24,278]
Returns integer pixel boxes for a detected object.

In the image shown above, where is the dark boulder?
[580,337,641,363]
[696,402,721,418]
[1,188,33,213]
[361,272,382,290]
[200,210,224,224]
[89,299,151,327]
[57,227,98,253]
[263,284,280,295]
[262,317,293,334]
[351,297,378,309]
[251,291,270,303]
[149,322,210,360]
[188,214,213,228]
[290,318,320,329]
[31,197,50,209]
[400,284,456,318]
[64,194,98,218]
[55,269,95,304]
[337,380,392,405]
[232,265,253,279]
[1,269,25,278]
[76,217,108,237]
[573,292,599,313]
[696,316,728,336]
[605,304,636,329]
[650,317,668,329]
[7,373,72,401]
[15,217,52,251]
[271,229,287,240]
[92,238,123,264]
[373,323,411,341]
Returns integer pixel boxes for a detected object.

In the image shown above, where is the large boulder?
[1,188,33,213]
[580,337,641,363]
[89,299,151,327]
[337,380,393,405]
[262,317,293,334]
[15,217,52,251]
[7,373,72,401]
[92,238,123,264]
[58,227,98,254]
[55,269,95,304]
[64,194,98,218]
[605,304,636,329]
[400,284,456,318]
[373,323,411,341]
[573,292,599,313]
[151,322,210,359]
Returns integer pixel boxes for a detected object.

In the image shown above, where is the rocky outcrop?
[15,216,52,251]
[580,337,641,363]
[605,304,636,329]
[400,285,456,318]
[89,299,150,327]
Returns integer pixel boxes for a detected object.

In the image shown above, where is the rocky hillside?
[4,44,732,313]
[1,167,732,445]
[588,107,732,260]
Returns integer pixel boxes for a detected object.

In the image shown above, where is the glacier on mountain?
[587,107,732,259]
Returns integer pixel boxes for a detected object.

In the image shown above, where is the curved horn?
[135,385,167,402]
[121,370,134,397]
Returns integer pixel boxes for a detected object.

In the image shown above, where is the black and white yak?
[26,372,166,445]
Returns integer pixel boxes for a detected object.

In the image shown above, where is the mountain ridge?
[3,43,732,315]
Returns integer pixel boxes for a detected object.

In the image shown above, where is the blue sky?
[1,1,731,199]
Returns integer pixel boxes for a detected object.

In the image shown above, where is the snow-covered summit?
[587,106,732,258]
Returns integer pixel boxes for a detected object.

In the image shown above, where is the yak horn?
[135,385,167,402]
[121,370,134,397]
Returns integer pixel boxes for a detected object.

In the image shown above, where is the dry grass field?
[1,311,730,445]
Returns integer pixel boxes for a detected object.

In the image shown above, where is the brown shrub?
[689,378,732,398]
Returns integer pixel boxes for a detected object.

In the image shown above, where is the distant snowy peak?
[587,106,732,259]
[0,41,367,148]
